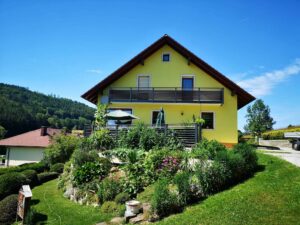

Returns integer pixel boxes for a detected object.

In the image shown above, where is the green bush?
[37,172,59,184]
[43,134,80,166]
[71,149,99,167]
[192,139,227,160]
[73,159,111,185]
[50,163,64,173]
[100,201,119,214]
[98,178,121,204]
[24,207,40,225]
[162,130,184,151]
[0,172,26,200]
[196,161,229,196]
[262,127,300,140]
[114,192,130,204]
[173,171,191,205]
[0,162,47,176]
[151,179,181,217]
[22,169,38,186]
[0,194,18,225]
[233,143,258,176]
[89,128,115,151]
[139,127,162,150]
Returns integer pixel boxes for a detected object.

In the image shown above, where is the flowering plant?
[159,156,180,174]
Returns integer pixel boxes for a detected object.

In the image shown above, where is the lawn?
[156,153,300,225]
[30,180,112,225]
[30,153,300,225]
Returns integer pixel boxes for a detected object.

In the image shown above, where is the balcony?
[108,87,224,104]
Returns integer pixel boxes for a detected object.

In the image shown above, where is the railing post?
[195,123,199,143]
[198,87,201,102]
[152,87,154,102]
[175,87,177,102]
[130,88,132,102]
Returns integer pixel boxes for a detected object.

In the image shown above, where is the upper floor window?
[137,75,150,88]
[162,53,170,62]
[201,112,215,129]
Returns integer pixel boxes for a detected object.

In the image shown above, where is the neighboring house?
[82,35,255,146]
[0,127,60,166]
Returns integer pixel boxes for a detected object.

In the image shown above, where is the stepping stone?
[129,213,145,224]
[110,217,124,224]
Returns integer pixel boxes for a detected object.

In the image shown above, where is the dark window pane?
[162,54,170,62]
[182,78,193,90]
[201,112,214,129]
[152,111,159,125]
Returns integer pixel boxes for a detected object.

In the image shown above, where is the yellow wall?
[99,45,238,144]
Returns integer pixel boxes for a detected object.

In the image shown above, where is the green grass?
[156,153,300,225]
[30,180,112,225]
[29,153,300,225]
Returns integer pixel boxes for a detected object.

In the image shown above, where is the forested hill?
[0,83,95,137]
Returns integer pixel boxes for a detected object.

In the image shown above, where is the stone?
[129,213,145,224]
[110,166,119,173]
[110,217,124,224]
[95,222,107,225]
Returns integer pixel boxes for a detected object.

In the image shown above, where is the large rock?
[95,222,107,225]
[129,213,145,224]
[110,217,124,224]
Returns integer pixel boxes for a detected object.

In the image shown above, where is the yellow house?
[82,35,255,146]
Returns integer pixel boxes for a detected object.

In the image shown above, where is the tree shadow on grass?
[30,199,40,206]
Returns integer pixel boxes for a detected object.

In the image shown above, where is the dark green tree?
[0,126,6,139]
[244,99,275,138]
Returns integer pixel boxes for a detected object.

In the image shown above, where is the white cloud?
[237,59,300,97]
[86,69,102,74]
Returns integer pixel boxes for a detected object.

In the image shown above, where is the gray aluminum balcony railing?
[108,87,224,104]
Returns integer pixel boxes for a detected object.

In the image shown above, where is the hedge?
[0,194,18,225]
[37,172,59,184]
[262,127,300,140]
[50,163,64,173]
[0,172,27,200]
[22,169,38,186]
[0,162,48,176]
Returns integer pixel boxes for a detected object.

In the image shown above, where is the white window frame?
[162,52,171,62]
[136,74,151,88]
[201,111,215,130]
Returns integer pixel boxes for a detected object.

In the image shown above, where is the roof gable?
[82,35,255,109]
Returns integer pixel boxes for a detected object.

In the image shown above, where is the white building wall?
[7,147,45,166]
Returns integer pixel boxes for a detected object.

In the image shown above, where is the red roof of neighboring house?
[0,128,61,148]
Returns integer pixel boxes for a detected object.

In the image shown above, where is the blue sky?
[0,0,299,130]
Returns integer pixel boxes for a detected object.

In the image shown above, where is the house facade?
[0,127,60,166]
[82,35,255,146]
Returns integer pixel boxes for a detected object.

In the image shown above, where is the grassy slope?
[30,153,300,225]
[156,153,300,225]
[31,180,112,225]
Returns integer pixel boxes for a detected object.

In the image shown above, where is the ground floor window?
[201,112,214,129]
[152,111,160,125]
[107,108,133,126]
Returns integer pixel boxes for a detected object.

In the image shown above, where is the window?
[201,112,214,129]
[152,111,159,125]
[162,53,170,62]
[107,108,132,126]
[138,75,150,88]
[182,77,194,90]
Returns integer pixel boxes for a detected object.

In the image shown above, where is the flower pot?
[125,200,141,215]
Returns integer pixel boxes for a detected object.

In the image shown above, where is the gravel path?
[261,148,300,167]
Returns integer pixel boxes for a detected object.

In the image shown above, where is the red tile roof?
[0,128,61,148]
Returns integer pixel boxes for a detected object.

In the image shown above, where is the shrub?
[0,194,18,225]
[100,201,119,214]
[139,127,161,150]
[73,159,111,185]
[192,139,227,160]
[97,178,121,203]
[43,134,80,166]
[114,192,130,204]
[262,127,300,140]
[233,143,258,176]
[151,179,181,217]
[89,128,115,151]
[50,163,64,173]
[122,162,148,197]
[0,172,26,200]
[71,149,99,167]
[162,130,184,151]
[118,123,146,149]
[117,204,126,217]
[37,172,59,184]
[158,156,180,177]
[196,161,229,196]
[24,207,40,225]
[0,162,47,176]
[22,169,38,186]
[173,171,191,205]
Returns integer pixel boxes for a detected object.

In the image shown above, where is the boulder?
[110,216,124,224]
